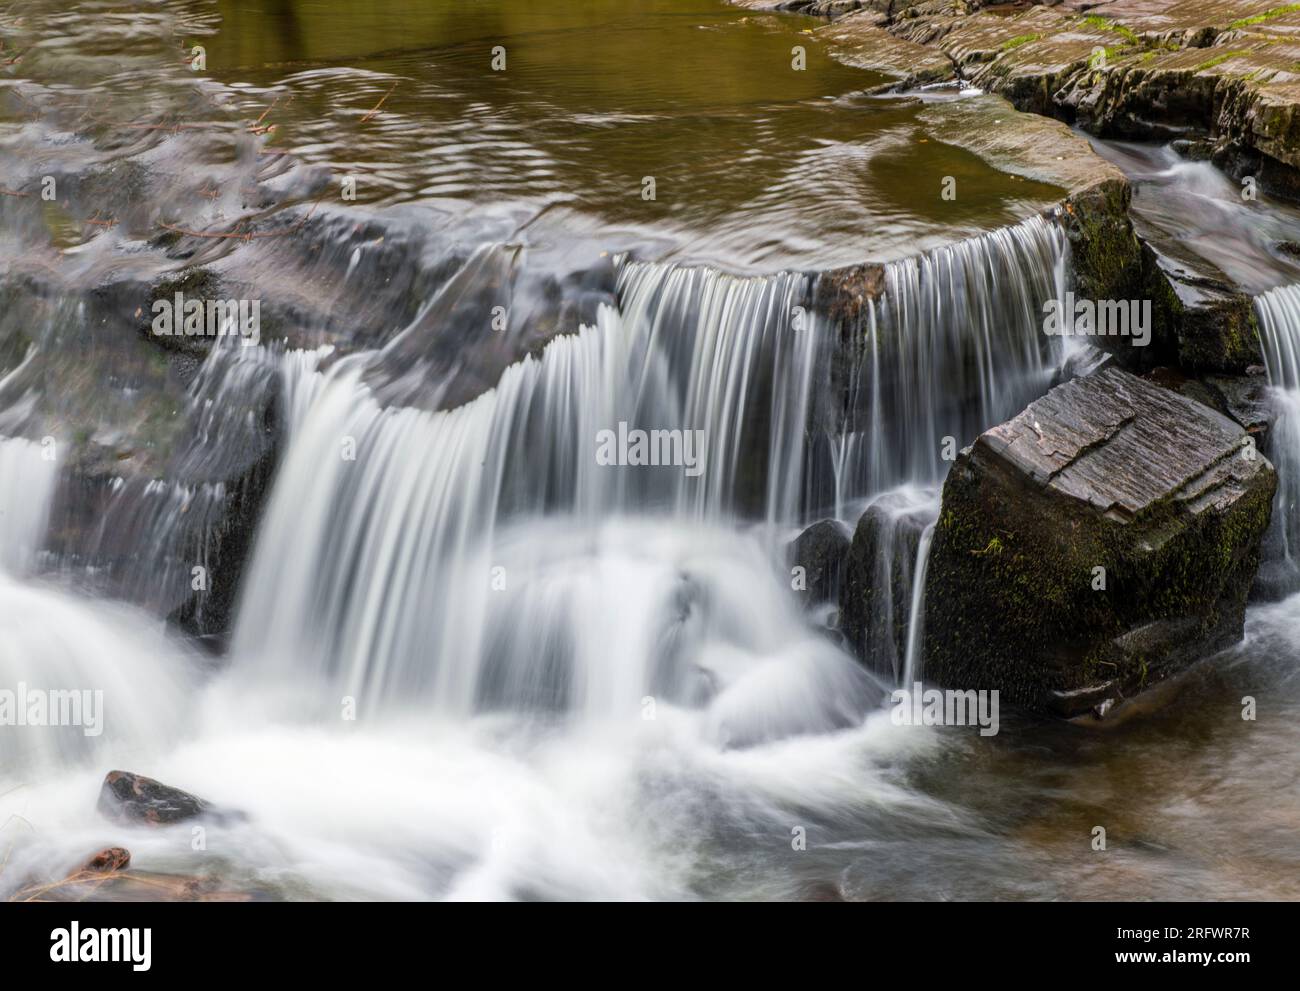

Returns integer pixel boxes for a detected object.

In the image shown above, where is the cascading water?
[0,199,1076,898]
[1253,283,1300,595]
[0,436,57,576]
[232,295,879,734]
[818,214,1069,680]
[234,214,1070,723]
[821,214,1069,516]
[0,436,196,775]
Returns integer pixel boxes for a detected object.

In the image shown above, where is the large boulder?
[923,365,1276,717]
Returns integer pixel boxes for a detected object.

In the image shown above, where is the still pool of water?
[206,0,1063,270]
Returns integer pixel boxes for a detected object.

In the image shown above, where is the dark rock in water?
[839,493,935,682]
[140,268,228,358]
[1204,371,1274,444]
[1200,372,1289,603]
[924,366,1276,718]
[1171,139,1215,163]
[1060,181,1182,372]
[81,847,131,873]
[1249,558,1300,604]
[788,518,851,607]
[1170,278,1264,374]
[814,261,885,324]
[98,771,217,826]
[1115,208,1263,375]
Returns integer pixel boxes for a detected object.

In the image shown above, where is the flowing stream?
[2,0,1299,901]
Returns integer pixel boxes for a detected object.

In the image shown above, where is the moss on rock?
[923,366,1276,717]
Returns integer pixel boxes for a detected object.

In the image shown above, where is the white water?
[1253,284,1300,591]
[0,436,198,776]
[0,436,57,576]
[827,214,1069,511]
[232,303,879,728]
[901,521,936,687]
[2,220,1071,900]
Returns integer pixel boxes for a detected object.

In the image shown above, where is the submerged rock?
[97,770,215,826]
[923,365,1276,717]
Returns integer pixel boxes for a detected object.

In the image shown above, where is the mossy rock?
[923,365,1276,717]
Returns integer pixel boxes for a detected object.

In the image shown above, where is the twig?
[251,94,281,127]
[360,81,397,123]
[247,94,288,136]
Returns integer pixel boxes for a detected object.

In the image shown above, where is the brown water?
[203,0,1062,270]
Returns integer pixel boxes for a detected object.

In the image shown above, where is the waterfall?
[232,305,878,733]
[823,215,1068,683]
[614,261,820,523]
[0,575,198,772]
[0,437,196,773]
[1254,284,1300,593]
[0,435,58,576]
[822,214,1069,515]
[233,215,1070,718]
[901,521,936,687]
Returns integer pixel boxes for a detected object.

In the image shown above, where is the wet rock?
[29,865,260,903]
[1148,364,1222,413]
[98,770,215,826]
[819,10,956,88]
[1061,180,1183,371]
[1134,229,1265,373]
[81,847,131,873]
[1205,369,1274,441]
[731,0,882,17]
[141,268,228,358]
[88,872,260,902]
[788,518,852,606]
[839,493,935,681]
[924,365,1276,717]
[818,2,1300,206]
[916,93,1122,193]
[814,261,885,324]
